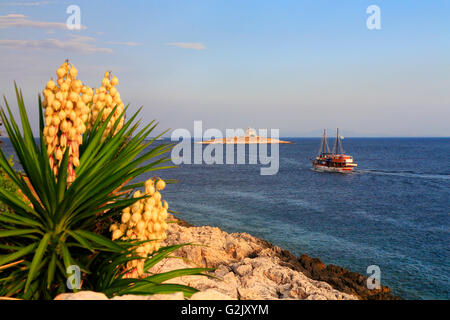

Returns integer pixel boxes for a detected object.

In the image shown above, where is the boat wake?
[356,169,450,180]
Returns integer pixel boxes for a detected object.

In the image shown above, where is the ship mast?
[318,129,331,155]
[332,128,344,155]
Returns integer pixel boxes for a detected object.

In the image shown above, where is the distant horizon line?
[1,136,449,140]
[158,136,450,139]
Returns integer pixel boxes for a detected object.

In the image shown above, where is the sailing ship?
[311,129,357,173]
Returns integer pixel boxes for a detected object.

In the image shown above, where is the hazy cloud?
[68,34,96,42]
[105,41,142,46]
[0,35,112,54]
[0,1,53,6]
[0,13,87,30]
[165,42,205,50]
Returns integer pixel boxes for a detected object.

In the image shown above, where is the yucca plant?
[0,85,211,299]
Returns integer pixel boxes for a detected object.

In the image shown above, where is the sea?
[1,137,449,299]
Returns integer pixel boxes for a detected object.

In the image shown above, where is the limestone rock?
[54,291,108,300]
[111,292,185,300]
[153,216,358,300]
[191,289,234,300]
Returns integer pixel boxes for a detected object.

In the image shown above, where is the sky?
[0,0,449,137]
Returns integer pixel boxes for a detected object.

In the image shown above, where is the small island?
[199,128,292,144]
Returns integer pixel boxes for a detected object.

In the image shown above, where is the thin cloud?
[0,36,112,54]
[165,42,205,50]
[105,41,142,47]
[0,13,87,30]
[0,1,53,6]
[68,34,96,42]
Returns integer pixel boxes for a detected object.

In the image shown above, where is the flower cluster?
[110,178,169,277]
[42,60,92,183]
[90,71,125,139]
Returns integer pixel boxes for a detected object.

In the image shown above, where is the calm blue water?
[160,138,450,300]
[1,137,449,299]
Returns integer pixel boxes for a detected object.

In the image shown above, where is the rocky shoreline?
[56,215,401,300]
[157,215,401,300]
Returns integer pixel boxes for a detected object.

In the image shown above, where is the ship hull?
[312,164,355,173]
